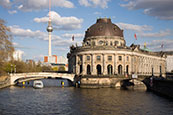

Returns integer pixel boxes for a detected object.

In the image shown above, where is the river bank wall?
[0,76,10,89]
[79,76,146,89]
[143,77,173,99]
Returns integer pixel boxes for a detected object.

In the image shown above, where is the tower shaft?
[47,0,53,60]
[48,31,52,57]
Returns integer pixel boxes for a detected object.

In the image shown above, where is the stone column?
[113,54,115,75]
[123,54,125,76]
[93,55,96,75]
[131,55,133,75]
[102,54,106,75]
[91,54,93,75]
[82,54,85,75]
[76,55,79,75]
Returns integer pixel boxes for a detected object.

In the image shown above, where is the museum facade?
[67,18,166,77]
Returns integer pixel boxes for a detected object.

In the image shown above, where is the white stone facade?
[67,18,166,77]
[166,55,173,72]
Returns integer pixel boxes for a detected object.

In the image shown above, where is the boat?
[33,80,44,89]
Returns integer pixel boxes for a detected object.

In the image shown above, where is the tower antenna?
[47,0,53,58]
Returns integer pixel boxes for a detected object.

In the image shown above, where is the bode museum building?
[67,18,166,79]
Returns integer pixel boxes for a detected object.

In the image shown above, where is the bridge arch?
[10,72,75,85]
[114,78,146,89]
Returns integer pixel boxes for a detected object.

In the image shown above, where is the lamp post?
[11,64,13,74]
[14,65,16,73]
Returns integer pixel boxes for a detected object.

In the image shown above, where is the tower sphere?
[47,25,53,32]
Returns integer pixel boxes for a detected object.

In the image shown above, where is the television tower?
[47,0,53,58]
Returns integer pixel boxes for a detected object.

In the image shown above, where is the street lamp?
[11,64,13,74]
[14,65,16,73]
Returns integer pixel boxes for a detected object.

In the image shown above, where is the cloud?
[53,39,73,46]
[13,42,19,47]
[78,0,110,8]
[61,33,84,38]
[116,22,172,38]
[93,12,102,15]
[8,10,17,14]
[146,39,173,51]
[33,54,45,61]
[10,25,77,49]
[34,11,83,31]
[138,30,172,38]
[120,0,173,20]
[0,0,11,8]
[9,25,61,41]
[13,42,33,49]
[0,0,74,12]
[116,22,152,32]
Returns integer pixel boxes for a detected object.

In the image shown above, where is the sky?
[0,0,173,61]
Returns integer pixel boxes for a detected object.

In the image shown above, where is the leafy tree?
[52,67,58,71]
[58,66,65,71]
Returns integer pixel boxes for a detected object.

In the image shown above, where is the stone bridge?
[10,72,75,85]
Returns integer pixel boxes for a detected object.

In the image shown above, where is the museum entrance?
[126,65,129,75]
[80,65,82,73]
[87,65,91,75]
[97,64,101,75]
[107,64,113,75]
[118,65,122,75]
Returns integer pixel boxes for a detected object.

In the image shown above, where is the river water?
[0,85,173,115]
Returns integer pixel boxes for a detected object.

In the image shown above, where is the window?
[87,56,90,61]
[134,57,136,62]
[79,55,82,61]
[105,41,108,45]
[108,56,112,61]
[92,41,95,46]
[97,56,101,61]
[98,26,103,31]
[114,41,119,46]
[110,41,113,46]
[118,56,122,61]
[127,56,129,61]
[98,40,103,45]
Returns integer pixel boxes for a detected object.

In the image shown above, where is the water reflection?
[0,87,173,115]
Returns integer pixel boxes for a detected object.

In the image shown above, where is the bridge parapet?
[10,72,75,85]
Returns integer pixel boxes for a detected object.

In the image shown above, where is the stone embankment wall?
[151,79,173,98]
[0,76,10,89]
[80,77,145,89]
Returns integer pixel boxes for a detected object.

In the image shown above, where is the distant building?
[44,55,58,64]
[43,55,68,71]
[13,50,24,61]
[163,51,173,72]
[67,18,166,77]
[51,63,68,71]
[26,59,35,64]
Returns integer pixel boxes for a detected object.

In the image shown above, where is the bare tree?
[0,19,14,76]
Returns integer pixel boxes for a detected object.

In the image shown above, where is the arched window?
[107,64,113,75]
[80,65,82,73]
[87,65,91,75]
[92,41,95,46]
[118,65,122,75]
[110,41,113,46]
[96,64,102,75]
[160,65,162,76]
[126,65,129,75]
[114,41,119,46]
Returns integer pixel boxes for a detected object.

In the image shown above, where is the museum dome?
[84,18,123,38]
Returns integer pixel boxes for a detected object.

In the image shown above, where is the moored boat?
[33,80,44,89]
